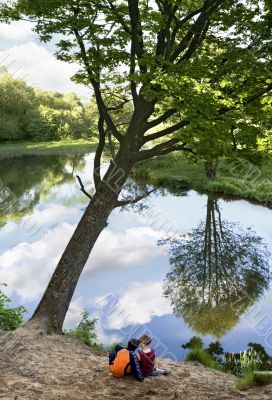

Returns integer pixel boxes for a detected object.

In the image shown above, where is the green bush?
[66,310,103,348]
[185,348,222,371]
[0,284,27,331]
[182,336,203,350]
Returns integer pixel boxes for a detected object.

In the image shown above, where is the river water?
[0,151,272,360]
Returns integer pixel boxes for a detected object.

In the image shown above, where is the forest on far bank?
[0,66,98,142]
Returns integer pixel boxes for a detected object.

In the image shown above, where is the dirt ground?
[1,328,272,400]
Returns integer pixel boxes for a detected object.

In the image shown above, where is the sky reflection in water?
[0,152,272,360]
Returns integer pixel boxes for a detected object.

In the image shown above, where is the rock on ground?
[0,328,272,400]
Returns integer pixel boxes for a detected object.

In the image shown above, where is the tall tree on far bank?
[0,67,95,141]
[1,0,272,333]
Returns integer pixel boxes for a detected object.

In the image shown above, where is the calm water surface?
[1,151,272,360]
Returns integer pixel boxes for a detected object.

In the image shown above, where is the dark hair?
[127,338,140,351]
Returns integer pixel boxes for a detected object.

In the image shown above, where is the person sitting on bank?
[138,334,170,377]
[109,338,144,382]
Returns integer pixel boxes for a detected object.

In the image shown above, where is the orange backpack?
[109,348,131,377]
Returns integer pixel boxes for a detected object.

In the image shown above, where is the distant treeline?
[0,66,98,142]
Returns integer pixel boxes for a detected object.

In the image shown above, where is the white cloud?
[64,297,123,345]
[95,281,172,330]
[0,222,74,300]
[0,220,163,301]
[0,21,35,42]
[64,297,85,328]
[85,225,163,276]
[0,41,90,96]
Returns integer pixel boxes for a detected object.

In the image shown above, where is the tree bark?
[204,160,218,180]
[28,158,131,333]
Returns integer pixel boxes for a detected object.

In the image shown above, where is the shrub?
[240,350,261,375]
[0,284,27,331]
[206,340,224,363]
[66,310,99,347]
[182,336,203,350]
[185,348,222,371]
[235,372,256,390]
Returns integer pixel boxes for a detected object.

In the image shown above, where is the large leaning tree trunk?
[3,0,272,333]
[29,158,131,333]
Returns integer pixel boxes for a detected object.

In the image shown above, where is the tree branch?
[105,0,131,34]
[93,116,106,190]
[135,138,195,161]
[177,18,210,64]
[145,108,178,130]
[143,81,272,150]
[155,1,178,58]
[107,98,130,111]
[76,175,93,200]
[115,188,156,207]
[218,82,272,115]
[72,22,123,143]
[128,0,147,74]
[169,7,203,56]
[91,80,123,142]
[170,0,225,62]
[143,119,190,143]
[244,82,272,106]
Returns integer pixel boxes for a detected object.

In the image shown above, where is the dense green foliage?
[0,284,27,331]
[0,67,96,142]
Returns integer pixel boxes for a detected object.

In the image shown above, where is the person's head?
[139,334,152,348]
[127,338,140,351]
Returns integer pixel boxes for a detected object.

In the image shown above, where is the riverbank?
[1,328,271,400]
[0,139,97,159]
[133,154,272,207]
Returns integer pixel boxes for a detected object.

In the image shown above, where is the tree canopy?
[1,0,271,163]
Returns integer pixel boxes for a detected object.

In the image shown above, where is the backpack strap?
[129,351,144,382]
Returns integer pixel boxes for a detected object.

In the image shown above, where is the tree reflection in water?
[0,152,87,227]
[161,195,271,338]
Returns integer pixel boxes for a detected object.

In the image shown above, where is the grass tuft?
[185,348,222,371]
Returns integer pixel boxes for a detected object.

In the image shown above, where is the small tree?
[66,310,98,347]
